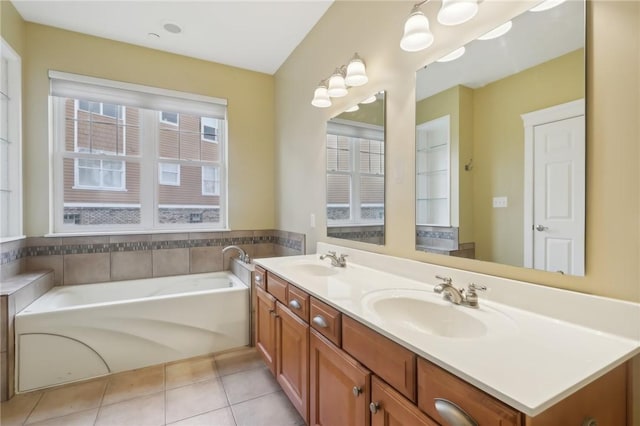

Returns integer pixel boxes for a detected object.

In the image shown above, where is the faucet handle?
[435,275,452,285]
[468,283,486,293]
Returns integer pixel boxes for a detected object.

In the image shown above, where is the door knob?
[535,224,548,232]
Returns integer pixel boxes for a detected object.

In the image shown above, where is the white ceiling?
[11,0,333,75]
[417,0,584,101]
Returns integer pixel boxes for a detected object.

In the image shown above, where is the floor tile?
[26,379,107,424]
[166,356,218,389]
[221,367,280,405]
[165,379,228,424]
[95,392,164,426]
[26,408,98,426]
[214,347,264,377]
[102,365,164,406]
[0,391,43,426]
[231,391,304,426]
[167,406,236,426]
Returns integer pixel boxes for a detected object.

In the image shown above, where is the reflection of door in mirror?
[326,92,386,245]
[522,99,585,276]
[414,0,585,275]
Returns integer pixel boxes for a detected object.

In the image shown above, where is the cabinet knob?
[255,275,262,282]
[582,418,598,426]
[269,310,278,318]
[369,402,380,414]
[434,398,478,426]
[289,299,301,310]
[312,315,328,328]
[352,386,362,397]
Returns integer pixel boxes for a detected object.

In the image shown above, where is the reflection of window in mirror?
[326,120,384,226]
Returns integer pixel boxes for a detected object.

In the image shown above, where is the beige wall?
[1,1,25,56]
[4,17,276,235]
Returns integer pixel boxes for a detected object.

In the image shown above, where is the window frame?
[50,71,228,234]
[73,157,127,191]
[0,38,23,241]
[159,111,179,126]
[201,117,218,143]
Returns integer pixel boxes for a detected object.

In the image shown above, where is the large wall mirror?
[415,1,585,275]
[327,91,386,245]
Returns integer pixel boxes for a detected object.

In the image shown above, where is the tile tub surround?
[255,243,640,417]
[0,347,305,426]
[0,271,55,402]
[0,230,304,286]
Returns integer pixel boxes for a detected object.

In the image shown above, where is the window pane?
[64,158,140,225]
[327,135,351,172]
[102,103,118,119]
[327,174,350,221]
[159,163,179,186]
[161,111,178,124]
[158,164,220,225]
[360,175,384,221]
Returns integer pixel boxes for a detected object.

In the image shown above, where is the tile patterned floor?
[0,347,305,426]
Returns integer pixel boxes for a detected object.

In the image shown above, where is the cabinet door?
[309,329,370,426]
[256,286,277,376]
[370,376,438,426]
[276,303,309,424]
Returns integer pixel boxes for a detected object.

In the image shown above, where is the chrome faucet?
[319,251,348,267]
[222,245,250,264]
[433,276,486,308]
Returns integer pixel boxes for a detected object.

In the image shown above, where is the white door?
[532,115,585,275]
[522,99,585,275]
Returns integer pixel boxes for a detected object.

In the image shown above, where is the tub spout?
[223,245,249,263]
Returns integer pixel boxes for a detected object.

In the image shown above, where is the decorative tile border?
[0,230,305,266]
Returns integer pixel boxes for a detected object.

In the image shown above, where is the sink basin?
[288,263,339,277]
[362,289,517,339]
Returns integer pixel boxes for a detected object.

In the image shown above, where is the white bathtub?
[15,271,249,392]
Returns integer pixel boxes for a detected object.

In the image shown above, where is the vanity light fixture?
[436,46,466,62]
[311,53,371,108]
[345,53,368,87]
[477,20,512,40]
[327,68,349,97]
[437,0,479,26]
[530,0,566,12]
[311,81,332,108]
[400,2,434,52]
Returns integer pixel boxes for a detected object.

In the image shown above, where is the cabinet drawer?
[309,297,341,346]
[287,285,310,322]
[417,358,521,426]
[254,266,266,290]
[342,316,416,402]
[266,272,288,304]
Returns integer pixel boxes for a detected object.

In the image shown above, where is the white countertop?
[254,244,640,417]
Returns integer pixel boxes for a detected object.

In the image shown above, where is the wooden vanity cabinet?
[255,286,277,375]
[309,329,371,426]
[276,302,310,423]
[418,357,522,426]
[370,376,437,426]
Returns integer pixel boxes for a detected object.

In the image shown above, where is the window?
[50,71,227,233]
[0,39,23,240]
[201,117,218,142]
[202,166,219,196]
[326,119,384,225]
[158,163,180,186]
[78,101,122,119]
[160,111,178,125]
[75,158,126,190]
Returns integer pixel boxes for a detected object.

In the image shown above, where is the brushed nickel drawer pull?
[352,386,362,397]
[312,315,328,328]
[289,299,301,310]
[434,398,478,426]
[369,402,380,414]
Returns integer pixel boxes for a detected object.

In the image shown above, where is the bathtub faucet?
[223,245,250,264]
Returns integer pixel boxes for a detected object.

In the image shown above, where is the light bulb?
[438,0,478,26]
[345,54,368,87]
[311,83,331,108]
[327,69,348,97]
[400,8,434,52]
